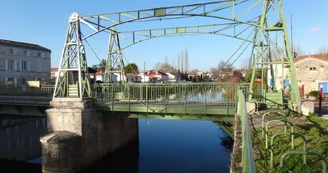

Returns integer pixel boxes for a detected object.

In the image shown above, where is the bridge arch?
[52,0,301,110]
[116,23,255,51]
[79,0,260,40]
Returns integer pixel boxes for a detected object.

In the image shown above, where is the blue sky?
[1,0,327,71]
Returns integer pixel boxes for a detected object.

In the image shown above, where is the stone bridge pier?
[40,99,139,173]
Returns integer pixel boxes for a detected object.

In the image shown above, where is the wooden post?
[319,86,323,111]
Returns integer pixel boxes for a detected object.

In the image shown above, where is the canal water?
[0,116,232,173]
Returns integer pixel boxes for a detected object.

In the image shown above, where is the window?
[36,78,42,81]
[37,52,41,57]
[21,61,27,71]
[23,50,28,56]
[8,60,14,70]
[21,78,27,85]
[310,67,317,71]
[321,65,324,68]
[8,49,14,55]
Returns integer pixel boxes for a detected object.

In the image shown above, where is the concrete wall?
[0,45,51,85]
[295,59,328,94]
[40,99,139,173]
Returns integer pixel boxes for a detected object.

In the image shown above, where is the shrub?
[306,91,320,100]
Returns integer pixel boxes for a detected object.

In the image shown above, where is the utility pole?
[291,14,294,56]
[144,61,145,82]
[178,53,180,72]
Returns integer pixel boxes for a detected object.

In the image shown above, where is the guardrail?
[0,83,250,115]
[237,89,256,173]
[94,82,240,104]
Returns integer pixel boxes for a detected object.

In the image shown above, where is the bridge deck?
[0,96,236,120]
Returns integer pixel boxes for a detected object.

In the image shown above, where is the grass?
[251,112,328,173]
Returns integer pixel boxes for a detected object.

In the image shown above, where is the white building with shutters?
[0,39,51,86]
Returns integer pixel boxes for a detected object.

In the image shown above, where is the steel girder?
[54,0,300,110]
[246,0,300,108]
[53,13,91,99]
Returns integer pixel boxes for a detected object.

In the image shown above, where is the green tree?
[124,63,139,73]
[246,68,267,82]
[98,59,106,72]
[91,65,98,71]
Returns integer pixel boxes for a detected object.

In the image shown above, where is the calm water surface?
[0,116,232,173]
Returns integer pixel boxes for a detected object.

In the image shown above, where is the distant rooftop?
[0,39,51,52]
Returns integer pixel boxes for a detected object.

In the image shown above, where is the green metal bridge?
[0,0,306,172]
[0,83,247,121]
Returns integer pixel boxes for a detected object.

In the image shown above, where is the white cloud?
[310,28,320,32]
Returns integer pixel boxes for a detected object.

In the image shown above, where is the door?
[284,79,290,87]
[318,82,328,94]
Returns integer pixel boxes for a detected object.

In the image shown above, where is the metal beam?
[79,0,261,40]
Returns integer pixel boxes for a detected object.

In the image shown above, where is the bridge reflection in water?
[0,116,46,172]
[0,114,233,173]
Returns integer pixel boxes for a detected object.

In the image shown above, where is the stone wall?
[295,58,328,94]
[40,99,139,173]
[230,113,242,173]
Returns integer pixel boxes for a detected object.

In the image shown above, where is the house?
[51,67,97,84]
[205,72,215,80]
[114,73,141,83]
[267,54,328,94]
[94,71,117,83]
[267,64,290,90]
[139,70,169,83]
[51,68,62,80]
[294,54,328,94]
[166,72,181,82]
[0,39,51,85]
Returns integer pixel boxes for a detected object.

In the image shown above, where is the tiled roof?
[51,67,97,73]
[125,73,138,77]
[294,54,328,63]
[0,39,51,52]
[142,70,168,76]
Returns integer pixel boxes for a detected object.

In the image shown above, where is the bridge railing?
[93,82,242,107]
[0,83,251,112]
[0,85,54,97]
[237,89,256,173]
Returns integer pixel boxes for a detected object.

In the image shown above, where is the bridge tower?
[247,0,301,108]
[104,29,127,85]
[41,12,138,173]
[52,12,91,99]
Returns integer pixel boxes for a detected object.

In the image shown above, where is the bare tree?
[292,44,304,57]
[317,46,328,54]
[185,48,189,73]
[217,60,234,72]
[154,62,177,73]
[209,60,235,80]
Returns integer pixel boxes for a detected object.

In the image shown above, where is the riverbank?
[249,110,328,172]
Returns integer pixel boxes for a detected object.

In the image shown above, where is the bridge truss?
[53,0,300,109]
